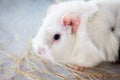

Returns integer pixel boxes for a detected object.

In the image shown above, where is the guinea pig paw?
[71,64,85,71]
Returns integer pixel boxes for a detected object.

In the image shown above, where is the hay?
[0,37,120,80]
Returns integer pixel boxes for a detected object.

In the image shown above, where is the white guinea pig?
[32,0,120,67]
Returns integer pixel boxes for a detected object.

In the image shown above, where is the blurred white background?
[0,0,56,55]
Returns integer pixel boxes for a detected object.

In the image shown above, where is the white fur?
[32,0,120,67]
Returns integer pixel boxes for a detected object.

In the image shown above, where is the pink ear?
[62,13,80,33]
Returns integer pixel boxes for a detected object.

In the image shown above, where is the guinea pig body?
[32,0,120,67]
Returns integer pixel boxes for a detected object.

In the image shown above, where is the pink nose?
[38,48,46,54]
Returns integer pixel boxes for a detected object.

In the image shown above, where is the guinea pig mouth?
[36,48,55,63]
[32,39,55,63]
[37,48,46,54]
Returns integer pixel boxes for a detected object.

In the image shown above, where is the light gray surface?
[0,0,55,79]
[0,0,55,54]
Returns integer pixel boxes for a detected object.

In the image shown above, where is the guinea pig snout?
[37,48,46,54]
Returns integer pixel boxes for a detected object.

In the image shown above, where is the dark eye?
[53,34,60,40]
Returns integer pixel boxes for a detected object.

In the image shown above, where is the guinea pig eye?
[53,34,60,40]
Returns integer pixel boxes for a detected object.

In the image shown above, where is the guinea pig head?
[32,12,80,63]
